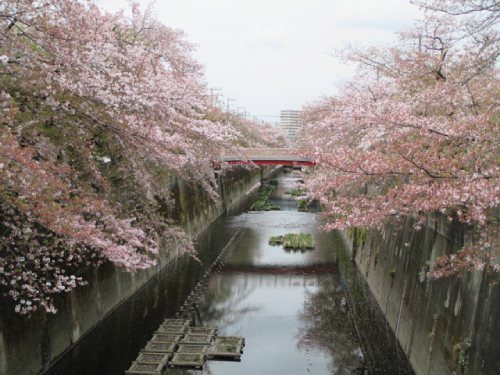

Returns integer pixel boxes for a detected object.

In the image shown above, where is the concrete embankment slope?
[0,166,271,375]
[341,214,499,375]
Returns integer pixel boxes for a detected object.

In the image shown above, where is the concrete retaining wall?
[0,166,269,375]
[340,214,500,375]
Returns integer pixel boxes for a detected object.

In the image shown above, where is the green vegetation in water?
[218,344,238,353]
[269,235,284,246]
[348,227,368,252]
[175,353,203,362]
[178,345,205,354]
[250,185,280,211]
[218,337,241,345]
[297,199,309,212]
[286,188,305,196]
[268,179,279,186]
[268,233,315,250]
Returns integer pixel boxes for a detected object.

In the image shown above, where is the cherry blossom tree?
[0,0,277,315]
[301,0,499,277]
[206,107,287,149]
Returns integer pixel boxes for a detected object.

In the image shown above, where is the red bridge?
[221,148,316,166]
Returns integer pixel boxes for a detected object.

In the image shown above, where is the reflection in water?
[164,172,369,374]
[283,247,314,254]
[297,275,366,374]
[194,273,263,329]
[47,171,413,375]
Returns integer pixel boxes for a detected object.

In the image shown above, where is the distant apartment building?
[280,110,302,143]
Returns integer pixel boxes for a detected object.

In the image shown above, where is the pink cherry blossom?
[0,0,279,314]
[300,0,499,278]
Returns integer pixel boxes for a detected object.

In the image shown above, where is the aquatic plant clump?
[169,353,205,369]
[268,179,279,186]
[269,233,315,250]
[286,188,305,196]
[297,199,310,212]
[216,336,245,346]
[209,336,245,360]
[250,185,280,211]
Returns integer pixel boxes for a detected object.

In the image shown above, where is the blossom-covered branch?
[301,0,499,278]
[0,0,276,315]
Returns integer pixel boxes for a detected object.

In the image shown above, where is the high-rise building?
[280,110,302,143]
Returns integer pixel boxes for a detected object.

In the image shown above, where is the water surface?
[47,171,413,375]
[166,173,366,374]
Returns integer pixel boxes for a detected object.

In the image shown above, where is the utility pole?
[237,107,247,119]
[210,87,222,105]
[226,98,235,114]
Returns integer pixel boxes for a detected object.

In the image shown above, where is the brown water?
[46,171,413,375]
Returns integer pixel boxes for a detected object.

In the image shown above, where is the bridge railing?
[221,148,313,162]
[219,148,316,166]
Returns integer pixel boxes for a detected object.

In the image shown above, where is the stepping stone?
[135,352,170,365]
[125,361,164,375]
[168,353,205,369]
[163,319,190,327]
[216,336,245,347]
[208,336,245,360]
[208,342,243,361]
[177,344,209,355]
[150,333,182,344]
[156,325,188,335]
[143,341,176,354]
[187,327,217,336]
[180,334,213,345]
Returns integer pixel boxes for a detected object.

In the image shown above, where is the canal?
[46,170,413,374]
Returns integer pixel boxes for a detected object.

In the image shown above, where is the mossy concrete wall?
[340,214,500,375]
[0,166,270,375]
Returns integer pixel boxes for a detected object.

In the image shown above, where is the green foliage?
[250,185,280,211]
[220,344,237,353]
[286,188,305,196]
[268,235,284,245]
[351,227,367,251]
[297,199,309,211]
[268,179,278,186]
[268,233,315,250]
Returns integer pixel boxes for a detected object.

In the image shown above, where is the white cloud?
[97,0,422,121]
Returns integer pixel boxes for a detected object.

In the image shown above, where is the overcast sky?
[97,0,422,123]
